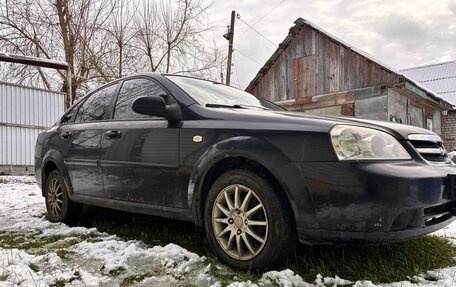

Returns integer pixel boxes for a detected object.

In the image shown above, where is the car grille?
[408,134,449,163]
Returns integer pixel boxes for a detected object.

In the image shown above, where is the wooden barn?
[246,18,453,135]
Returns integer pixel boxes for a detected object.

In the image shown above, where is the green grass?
[49,271,81,287]
[28,263,40,272]
[120,272,154,287]
[109,266,126,276]
[73,205,212,255]
[49,279,67,287]
[288,235,456,283]
[70,205,456,284]
[118,265,164,286]
[1,201,454,285]
[0,230,99,258]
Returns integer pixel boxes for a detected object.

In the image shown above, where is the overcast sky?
[206,0,456,89]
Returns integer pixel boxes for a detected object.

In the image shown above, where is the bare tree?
[97,0,138,78]
[133,0,222,79]
[133,0,162,72]
[0,0,224,108]
[0,0,60,90]
[0,0,113,106]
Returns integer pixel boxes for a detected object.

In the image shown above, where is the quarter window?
[60,101,80,124]
[75,84,118,123]
[114,78,169,120]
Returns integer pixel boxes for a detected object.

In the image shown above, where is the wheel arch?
[188,136,299,229]
[41,150,72,197]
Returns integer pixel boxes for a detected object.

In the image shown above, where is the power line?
[236,0,287,40]
[212,24,229,31]
[251,0,287,26]
[212,16,231,24]
[232,53,242,89]
[234,49,264,67]
[236,15,277,47]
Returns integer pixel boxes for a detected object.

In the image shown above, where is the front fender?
[188,135,316,227]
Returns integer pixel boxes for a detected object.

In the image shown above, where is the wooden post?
[66,68,72,108]
[226,11,235,85]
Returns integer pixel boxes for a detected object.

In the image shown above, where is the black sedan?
[35,73,456,270]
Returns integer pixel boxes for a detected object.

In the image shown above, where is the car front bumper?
[276,160,456,244]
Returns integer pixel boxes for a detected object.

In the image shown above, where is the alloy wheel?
[47,177,63,217]
[212,184,268,260]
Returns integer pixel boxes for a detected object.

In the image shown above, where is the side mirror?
[132,96,167,117]
[132,96,181,120]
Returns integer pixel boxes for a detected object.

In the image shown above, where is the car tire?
[44,170,81,223]
[204,169,296,271]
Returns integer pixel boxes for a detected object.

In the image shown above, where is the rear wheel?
[45,170,81,223]
[204,169,296,271]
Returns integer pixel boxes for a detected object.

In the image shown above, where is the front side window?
[113,78,169,120]
[75,83,118,123]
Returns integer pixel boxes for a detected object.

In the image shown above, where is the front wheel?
[44,170,81,223]
[204,169,296,271]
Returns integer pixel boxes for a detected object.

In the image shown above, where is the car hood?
[302,113,436,139]
[199,106,437,140]
[274,110,437,139]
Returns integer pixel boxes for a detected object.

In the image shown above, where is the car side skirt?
[69,194,192,222]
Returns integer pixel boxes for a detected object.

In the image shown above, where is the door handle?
[61,132,71,139]
[105,130,122,138]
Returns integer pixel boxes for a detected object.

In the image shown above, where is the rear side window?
[113,78,170,120]
[75,83,118,123]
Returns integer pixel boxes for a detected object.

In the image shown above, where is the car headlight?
[330,125,411,160]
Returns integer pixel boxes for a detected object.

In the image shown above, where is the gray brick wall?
[442,110,456,151]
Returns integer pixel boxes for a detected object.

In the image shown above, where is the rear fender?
[41,149,73,198]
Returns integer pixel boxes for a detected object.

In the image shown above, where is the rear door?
[101,78,182,207]
[62,83,118,198]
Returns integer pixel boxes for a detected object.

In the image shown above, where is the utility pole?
[225,10,235,85]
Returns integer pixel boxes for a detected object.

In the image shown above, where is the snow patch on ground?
[1,176,456,286]
[0,176,213,286]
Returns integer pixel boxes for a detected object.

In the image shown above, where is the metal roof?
[401,60,456,106]
[247,18,452,108]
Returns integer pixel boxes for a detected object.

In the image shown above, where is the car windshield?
[166,75,285,111]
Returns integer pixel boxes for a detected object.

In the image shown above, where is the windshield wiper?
[205,103,268,110]
[206,103,245,109]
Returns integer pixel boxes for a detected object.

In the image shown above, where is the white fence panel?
[0,81,64,166]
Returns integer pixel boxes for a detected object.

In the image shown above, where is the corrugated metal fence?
[0,81,64,166]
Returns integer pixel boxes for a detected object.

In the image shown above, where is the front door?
[100,78,181,207]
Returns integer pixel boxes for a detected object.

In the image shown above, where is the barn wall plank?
[329,41,340,93]
[316,31,324,95]
[307,55,317,97]
[322,36,331,94]
[251,25,403,106]
[292,57,303,99]
[339,46,345,91]
[294,92,355,110]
